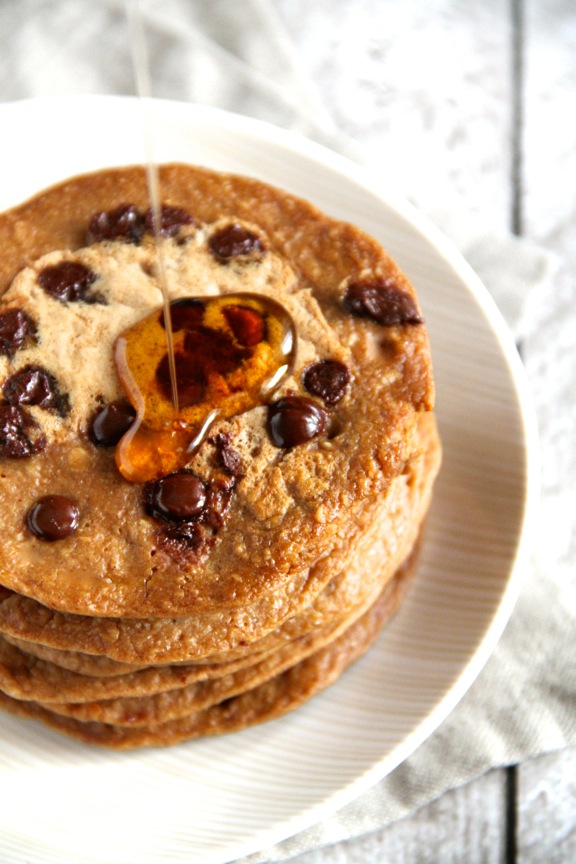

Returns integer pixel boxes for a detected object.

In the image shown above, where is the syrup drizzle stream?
[125,0,179,413]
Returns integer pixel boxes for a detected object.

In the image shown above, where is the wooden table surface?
[268,0,576,861]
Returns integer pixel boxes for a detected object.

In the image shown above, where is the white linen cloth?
[0,2,574,861]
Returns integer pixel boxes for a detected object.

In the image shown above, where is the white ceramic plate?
[0,97,538,864]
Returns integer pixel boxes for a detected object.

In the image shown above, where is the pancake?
[0,549,414,749]
[0,412,438,664]
[0,165,433,620]
[0,636,276,703]
[1,636,147,677]
[0,164,439,746]
[0,522,425,708]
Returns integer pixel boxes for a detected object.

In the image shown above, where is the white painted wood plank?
[523,0,576,253]
[521,0,576,687]
[517,747,576,864]
[273,0,514,230]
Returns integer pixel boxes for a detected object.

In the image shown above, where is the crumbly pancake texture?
[0,164,440,746]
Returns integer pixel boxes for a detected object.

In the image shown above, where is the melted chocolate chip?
[89,401,137,447]
[166,300,204,332]
[203,482,233,529]
[147,475,233,560]
[155,350,206,408]
[219,444,242,476]
[3,365,70,417]
[155,308,251,408]
[87,204,146,245]
[208,224,265,262]
[223,305,266,347]
[267,396,329,449]
[26,495,79,541]
[0,405,45,457]
[344,279,423,326]
[145,205,195,237]
[159,520,206,551]
[145,472,207,522]
[0,309,37,358]
[210,433,243,477]
[38,261,98,304]
[302,360,351,406]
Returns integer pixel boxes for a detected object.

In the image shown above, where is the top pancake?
[0,164,434,618]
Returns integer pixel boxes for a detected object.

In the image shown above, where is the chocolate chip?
[0,404,45,458]
[154,519,222,570]
[38,261,98,304]
[222,305,266,347]
[159,520,206,550]
[204,482,233,529]
[267,396,329,449]
[155,349,205,409]
[208,224,265,262]
[3,365,70,417]
[209,431,231,449]
[155,309,250,408]
[344,279,423,326]
[148,475,233,560]
[89,401,136,447]
[26,495,79,541]
[145,472,207,522]
[218,445,242,476]
[145,205,195,237]
[0,309,37,358]
[302,360,351,406]
[87,204,146,245]
[210,432,243,477]
[165,299,204,332]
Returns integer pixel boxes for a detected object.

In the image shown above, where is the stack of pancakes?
[0,165,440,748]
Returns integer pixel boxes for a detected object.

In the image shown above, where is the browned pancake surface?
[0,165,433,618]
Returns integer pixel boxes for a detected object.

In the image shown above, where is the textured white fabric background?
[0,2,574,862]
